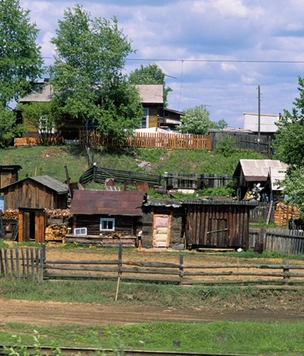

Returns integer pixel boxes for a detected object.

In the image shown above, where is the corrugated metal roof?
[239,159,287,187]
[70,190,145,216]
[30,176,69,194]
[136,84,163,104]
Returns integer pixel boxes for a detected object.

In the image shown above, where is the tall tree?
[128,64,172,106]
[273,76,304,169]
[50,5,142,142]
[180,105,213,134]
[0,0,43,146]
[273,76,304,211]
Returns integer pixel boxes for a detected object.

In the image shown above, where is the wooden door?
[152,214,170,247]
[207,218,228,247]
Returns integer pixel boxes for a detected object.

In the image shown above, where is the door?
[207,218,228,247]
[152,214,170,247]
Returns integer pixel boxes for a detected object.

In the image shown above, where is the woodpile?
[1,209,19,219]
[274,202,301,226]
[45,224,69,244]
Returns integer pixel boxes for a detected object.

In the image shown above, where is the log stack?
[45,224,68,244]
[274,202,301,226]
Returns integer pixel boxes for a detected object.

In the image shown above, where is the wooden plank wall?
[185,205,250,248]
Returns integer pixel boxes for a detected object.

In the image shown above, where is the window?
[100,218,115,231]
[74,227,87,235]
[141,108,149,128]
[38,116,54,134]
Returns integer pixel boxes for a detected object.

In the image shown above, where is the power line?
[42,56,304,64]
[125,58,304,64]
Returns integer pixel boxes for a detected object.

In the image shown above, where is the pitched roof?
[234,159,287,190]
[136,84,163,104]
[0,175,69,194]
[19,83,52,103]
[19,83,164,105]
[70,190,145,216]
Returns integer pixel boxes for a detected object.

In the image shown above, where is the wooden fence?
[0,246,45,280]
[79,130,212,151]
[43,245,304,287]
[249,228,304,255]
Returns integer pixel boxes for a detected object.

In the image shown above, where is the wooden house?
[18,82,165,141]
[183,199,257,250]
[158,107,184,130]
[136,84,163,128]
[142,199,184,248]
[69,190,146,246]
[0,175,69,210]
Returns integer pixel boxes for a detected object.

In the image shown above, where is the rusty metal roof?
[70,190,145,216]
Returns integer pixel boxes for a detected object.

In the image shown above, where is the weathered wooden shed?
[142,199,184,248]
[70,190,146,239]
[0,175,69,210]
[183,200,257,249]
[0,165,22,188]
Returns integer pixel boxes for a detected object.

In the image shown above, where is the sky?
[20,0,304,128]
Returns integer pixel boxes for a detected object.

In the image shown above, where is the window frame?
[100,217,115,231]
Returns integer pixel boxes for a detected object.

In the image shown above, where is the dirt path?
[0,298,303,327]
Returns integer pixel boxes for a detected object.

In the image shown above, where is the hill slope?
[0,145,264,185]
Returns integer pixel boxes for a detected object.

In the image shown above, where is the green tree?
[213,119,228,129]
[50,5,142,142]
[180,105,213,134]
[273,77,304,168]
[273,76,304,210]
[128,63,172,106]
[0,0,43,146]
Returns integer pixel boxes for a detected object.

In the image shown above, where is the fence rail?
[43,245,304,287]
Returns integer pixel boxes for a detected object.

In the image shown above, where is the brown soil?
[1,247,304,326]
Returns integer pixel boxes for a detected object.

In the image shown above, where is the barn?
[183,199,257,250]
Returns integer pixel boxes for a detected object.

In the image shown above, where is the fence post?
[115,243,122,302]
[282,257,290,284]
[179,254,184,284]
[40,244,46,282]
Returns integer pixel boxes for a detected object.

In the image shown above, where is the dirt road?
[0,298,303,327]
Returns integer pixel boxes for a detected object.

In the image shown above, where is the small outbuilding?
[233,159,288,202]
[70,190,146,244]
[0,175,69,210]
[142,199,184,248]
[183,199,257,250]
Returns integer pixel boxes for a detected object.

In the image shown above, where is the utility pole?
[257,85,261,144]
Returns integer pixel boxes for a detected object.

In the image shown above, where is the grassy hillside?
[0,145,264,185]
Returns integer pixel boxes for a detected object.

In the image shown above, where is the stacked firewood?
[1,209,19,219]
[274,202,301,226]
[45,209,72,219]
[45,223,69,243]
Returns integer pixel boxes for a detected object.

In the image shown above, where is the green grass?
[0,145,264,185]
[1,321,304,355]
